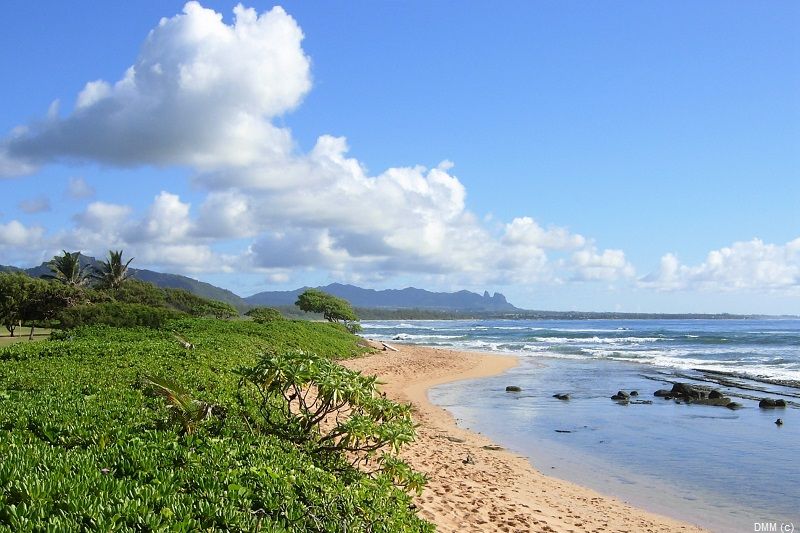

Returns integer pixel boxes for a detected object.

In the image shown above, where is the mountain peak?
[247,283,519,312]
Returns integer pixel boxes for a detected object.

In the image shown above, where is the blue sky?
[1,1,798,313]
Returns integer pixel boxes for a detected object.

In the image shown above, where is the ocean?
[362,319,800,533]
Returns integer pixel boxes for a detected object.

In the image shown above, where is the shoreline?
[343,343,707,533]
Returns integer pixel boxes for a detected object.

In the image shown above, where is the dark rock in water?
[654,389,672,397]
[629,400,653,405]
[692,397,732,407]
[671,383,703,399]
[554,429,572,433]
[629,390,638,397]
[708,390,724,399]
[726,402,743,410]
[552,393,570,401]
[759,398,786,408]
[505,386,522,392]
[775,418,783,426]
[611,391,629,401]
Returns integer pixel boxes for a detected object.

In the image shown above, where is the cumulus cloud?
[1,2,310,174]
[52,193,227,275]
[502,217,586,250]
[18,195,51,214]
[640,238,800,292]
[0,220,45,247]
[0,2,636,287]
[72,201,132,232]
[571,247,635,282]
[127,191,192,244]
[65,176,95,199]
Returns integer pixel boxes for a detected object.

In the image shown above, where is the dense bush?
[239,350,425,493]
[59,302,183,329]
[164,288,238,319]
[0,319,429,531]
[245,307,284,323]
[109,279,168,308]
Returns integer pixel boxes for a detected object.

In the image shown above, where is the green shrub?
[238,350,425,494]
[59,302,183,329]
[245,307,284,323]
[164,289,238,319]
[110,279,168,307]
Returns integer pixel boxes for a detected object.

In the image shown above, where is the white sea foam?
[532,336,663,344]
[365,319,800,382]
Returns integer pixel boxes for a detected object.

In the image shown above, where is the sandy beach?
[343,344,707,533]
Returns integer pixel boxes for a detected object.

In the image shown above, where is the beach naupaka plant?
[237,350,425,493]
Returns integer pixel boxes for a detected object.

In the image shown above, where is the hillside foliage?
[0,318,431,531]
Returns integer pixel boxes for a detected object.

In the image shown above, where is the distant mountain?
[130,269,249,311]
[2,257,517,313]
[246,283,520,312]
[7,255,250,312]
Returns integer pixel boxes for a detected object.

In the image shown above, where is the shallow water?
[364,319,800,533]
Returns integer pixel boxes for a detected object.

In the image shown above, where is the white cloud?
[73,201,132,232]
[641,238,800,292]
[502,217,586,250]
[0,220,45,247]
[18,195,51,214]
[0,2,640,288]
[571,247,635,281]
[1,2,310,174]
[195,190,258,239]
[127,191,192,243]
[65,176,95,199]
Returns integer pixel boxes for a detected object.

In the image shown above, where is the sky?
[0,1,798,314]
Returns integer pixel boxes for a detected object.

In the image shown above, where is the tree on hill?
[295,289,359,325]
[94,249,134,289]
[44,250,91,287]
[245,307,284,323]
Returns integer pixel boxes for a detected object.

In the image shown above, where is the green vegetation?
[295,289,361,333]
[0,273,82,339]
[43,250,92,287]
[0,254,239,334]
[0,318,431,531]
[93,250,134,289]
[163,288,238,319]
[59,302,183,329]
[245,307,284,323]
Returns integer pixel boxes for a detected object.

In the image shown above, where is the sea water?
[363,319,800,533]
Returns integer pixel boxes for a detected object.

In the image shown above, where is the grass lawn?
[0,325,51,346]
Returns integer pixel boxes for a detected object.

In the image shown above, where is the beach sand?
[343,344,707,533]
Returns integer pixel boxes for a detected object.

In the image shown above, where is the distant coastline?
[352,307,794,321]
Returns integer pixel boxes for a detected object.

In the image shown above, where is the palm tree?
[94,250,134,289]
[44,250,91,287]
